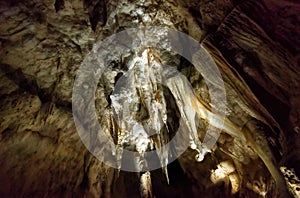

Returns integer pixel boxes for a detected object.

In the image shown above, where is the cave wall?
[0,0,299,197]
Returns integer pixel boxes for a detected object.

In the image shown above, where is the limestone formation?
[0,0,299,197]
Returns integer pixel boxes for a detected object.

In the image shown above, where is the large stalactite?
[0,0,299,197]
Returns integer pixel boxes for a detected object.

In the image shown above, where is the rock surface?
[0,0,299,197]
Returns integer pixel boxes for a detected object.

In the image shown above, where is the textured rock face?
[0,0,299,197]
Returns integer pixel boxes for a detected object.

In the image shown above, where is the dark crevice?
[0,127,14,142]
[188,7,202,29]
[112,171,140,198]
[79,152,91,191]
[69,39,82,54]
[0,64,40,96]
[0,64,72,109]
[54,0,65,12]
[150,160,196,197]
[31,129,58,143]
[85,0,107,31]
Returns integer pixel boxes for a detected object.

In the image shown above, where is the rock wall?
[0,0,299,197]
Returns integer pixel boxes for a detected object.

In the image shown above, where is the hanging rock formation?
[0,0,299,197]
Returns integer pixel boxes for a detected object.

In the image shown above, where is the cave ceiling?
[0,0,300,197]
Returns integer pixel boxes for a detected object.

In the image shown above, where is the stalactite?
[140,171,153,198]
[0,0,298,196]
